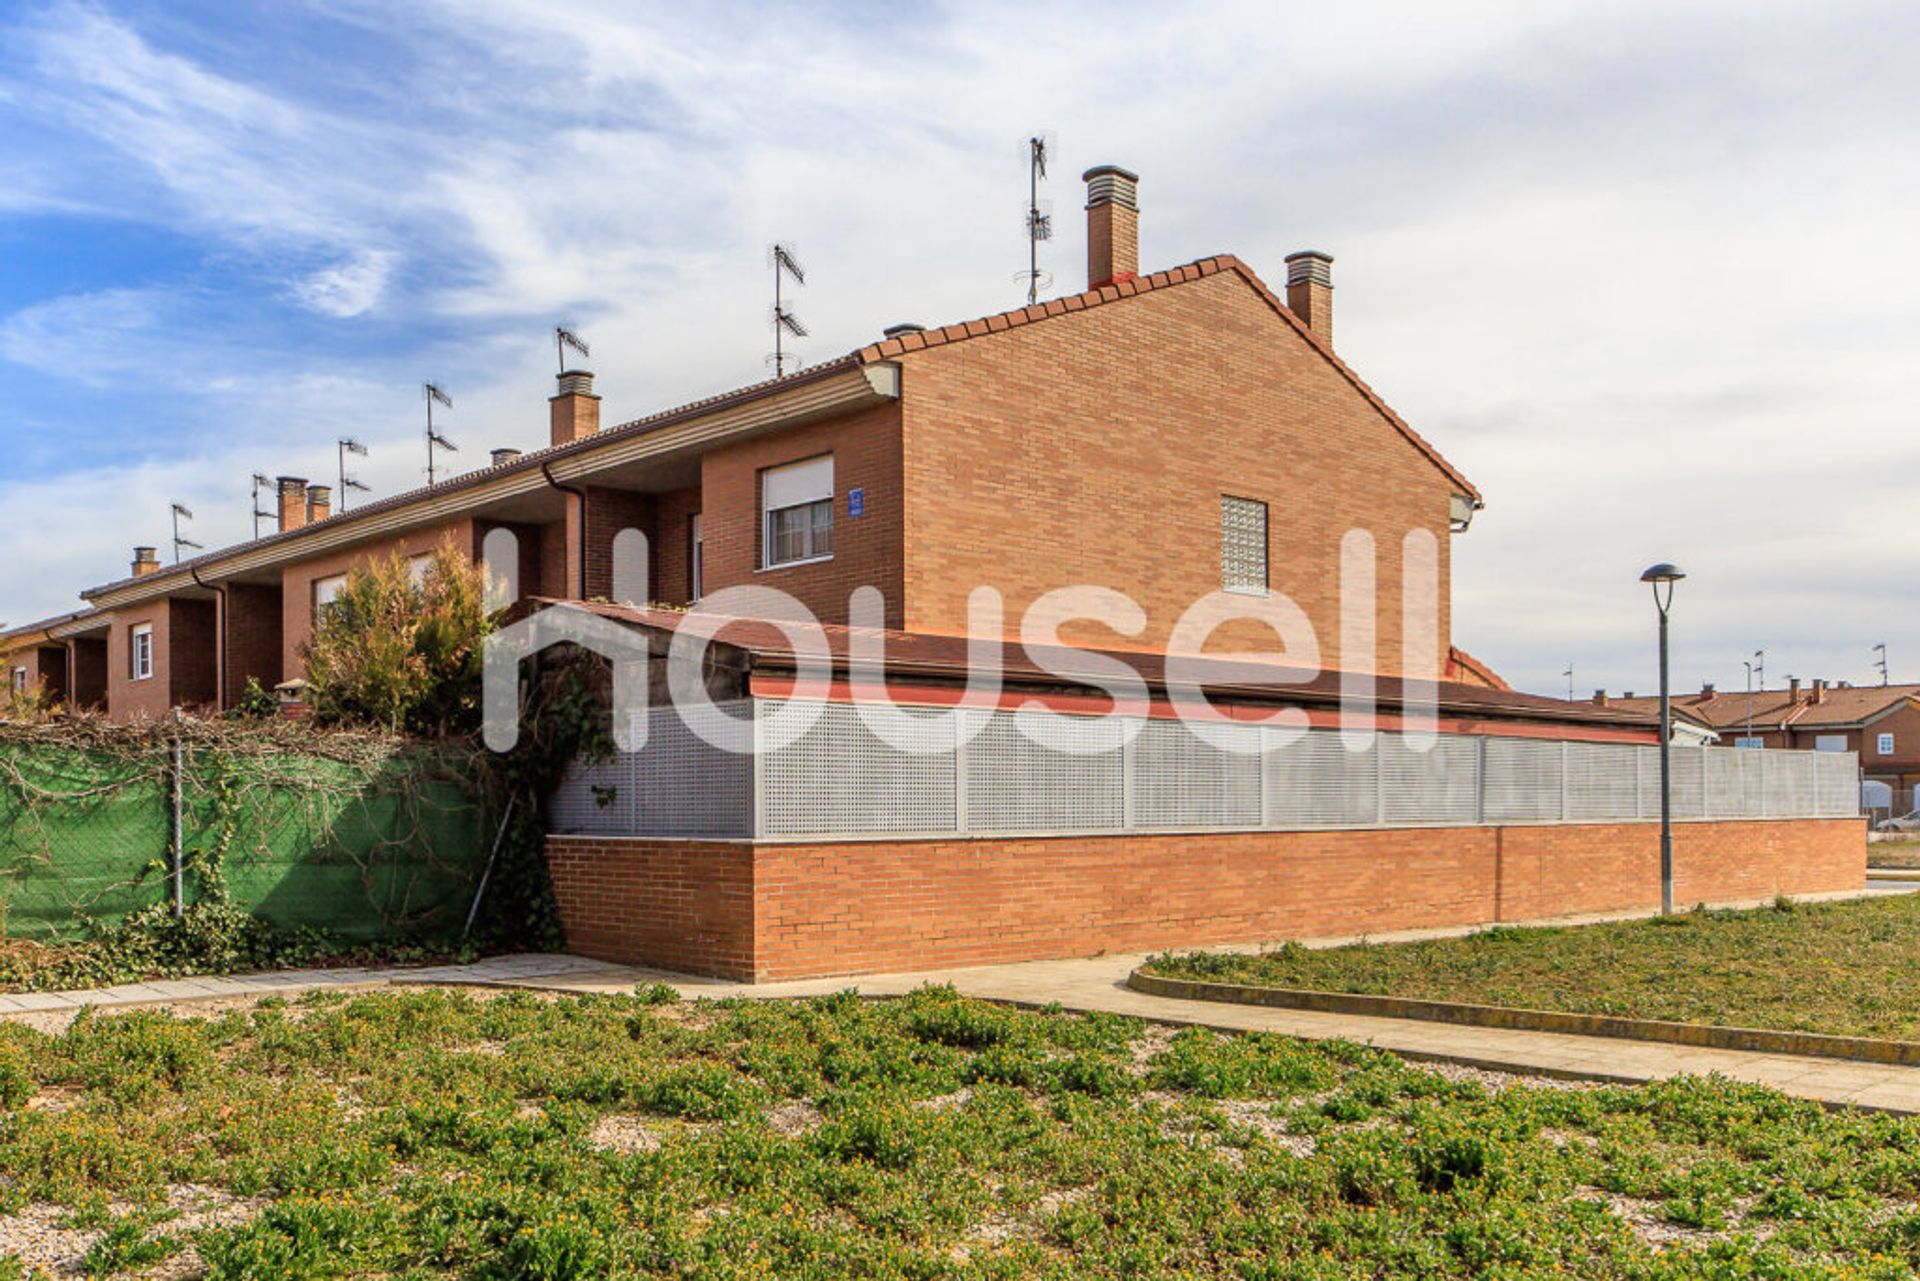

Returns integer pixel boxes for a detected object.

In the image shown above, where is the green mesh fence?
[0,738,491,943]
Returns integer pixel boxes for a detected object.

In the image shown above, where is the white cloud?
[288,250,395,317]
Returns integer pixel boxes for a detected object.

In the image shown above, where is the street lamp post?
[1641,563,1687,914]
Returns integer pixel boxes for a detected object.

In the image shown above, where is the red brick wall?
[168,598,217,709]
[279,521,476,681]
[653,486,702,606]
[699,402,906,628]
[895,269,1456,672]
[106,601,172,721]
[68,637,107,710]
[545,837,755,976]
[223,584,284,707]
[5,646,66,703]
[548,818,1862,981]
[577,486,656,602]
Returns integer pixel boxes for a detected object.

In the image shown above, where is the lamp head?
[1639,563,1686,585]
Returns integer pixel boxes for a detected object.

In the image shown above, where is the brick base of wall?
[545,819,1865,981]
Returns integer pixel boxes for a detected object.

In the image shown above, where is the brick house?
[1608,681,1920,813]
[9,164,1499,718]
[0,163,1863,975]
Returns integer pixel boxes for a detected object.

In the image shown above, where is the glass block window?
[1221,496,1268,595]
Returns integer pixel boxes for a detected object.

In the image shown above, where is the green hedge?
[0,737,490,943]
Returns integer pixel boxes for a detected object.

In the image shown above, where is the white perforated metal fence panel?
[549,701,753,838]
[1132,718,1262,828]
[550,698,1862,838]
[1484,738,1565,822]
[1380,733,1480,825]
[1267,731,1381,826]
[964,710,1127,832]
[761,700,958,836]
[1565,742,1640,821]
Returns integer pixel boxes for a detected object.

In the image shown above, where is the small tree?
[303,540,494,735]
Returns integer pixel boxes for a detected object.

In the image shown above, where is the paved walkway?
[0,952,617,1017]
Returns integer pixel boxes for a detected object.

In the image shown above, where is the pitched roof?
[530,599,1652,733]
[1605,684,1920,732]
[855,255,1480,502]
[77,252,1477,605]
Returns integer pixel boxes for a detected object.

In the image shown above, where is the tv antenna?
[250,474,275,539]
[1018,132,1055,304]
[424,382,456,484]
[170,502,202,563]
[1874,643,1890,686]
[556,325,591,373]
[769,243,807,377]
[338,438,370,511]
[1562,662,1574,703]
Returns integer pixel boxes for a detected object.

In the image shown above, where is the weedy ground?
[1148,893,1920,1041]
[1,984,1919,1277]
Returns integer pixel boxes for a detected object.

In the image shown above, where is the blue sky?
[1,0,1917,698]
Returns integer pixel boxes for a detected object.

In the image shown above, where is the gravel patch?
[0,1184,262,1278]
[586,1113,661,1155]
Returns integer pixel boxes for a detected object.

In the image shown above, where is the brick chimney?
[550,370,600,447]
[277,477,309,533]
[1700,681,1716,699]
[490,447,522,468]
[1789,677,1801,702]
[1592,689,1609,706]
[131,546,159,578]
[1285,250,1334,345]
[305,484,331,524]
[1082,165,1139,290]
[1811,679,1828,705]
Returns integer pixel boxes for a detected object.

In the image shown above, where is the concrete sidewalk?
[495,953,1920,1116]
[0,952,624,1017]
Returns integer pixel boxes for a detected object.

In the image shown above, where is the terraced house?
[1,165,1864,978]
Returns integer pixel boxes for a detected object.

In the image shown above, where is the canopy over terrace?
[506,598,1662,742]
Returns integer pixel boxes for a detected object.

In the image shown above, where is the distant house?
[1604,681,1920,813]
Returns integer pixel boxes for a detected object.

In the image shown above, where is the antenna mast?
[424,383,456,485]
[1875,643,1890,685]
[250,474,275,539]
[770,244,807,377]
[556,325,591,373]
[338,438,370,511]
[170,502,202,564]
[1021,134,1054,305]
[1562,663,1574,703]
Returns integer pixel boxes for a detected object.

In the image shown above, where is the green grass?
[2,987,1920,1276]
[1146,893,1920,1039]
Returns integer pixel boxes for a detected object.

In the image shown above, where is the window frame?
[130,623,154,682]
[1220,494,1269,597]
[1879,732,1896,757]
[760,455,835,570]
[313,573,348,620]
[10,668,25,695]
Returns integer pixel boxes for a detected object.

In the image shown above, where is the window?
[10,668,25,694]
[689,513,704,601]
[1815,734,1848,753]
[130,623,154,682]
[762,455,834,568]
[1880,732,1896,756]
[408,554,433,587]
[1221,496,1268,595]
[313,573,347,619]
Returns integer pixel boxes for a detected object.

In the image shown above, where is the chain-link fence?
[0,728,490,942]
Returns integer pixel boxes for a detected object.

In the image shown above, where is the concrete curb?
[1126,969,1920,1068]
